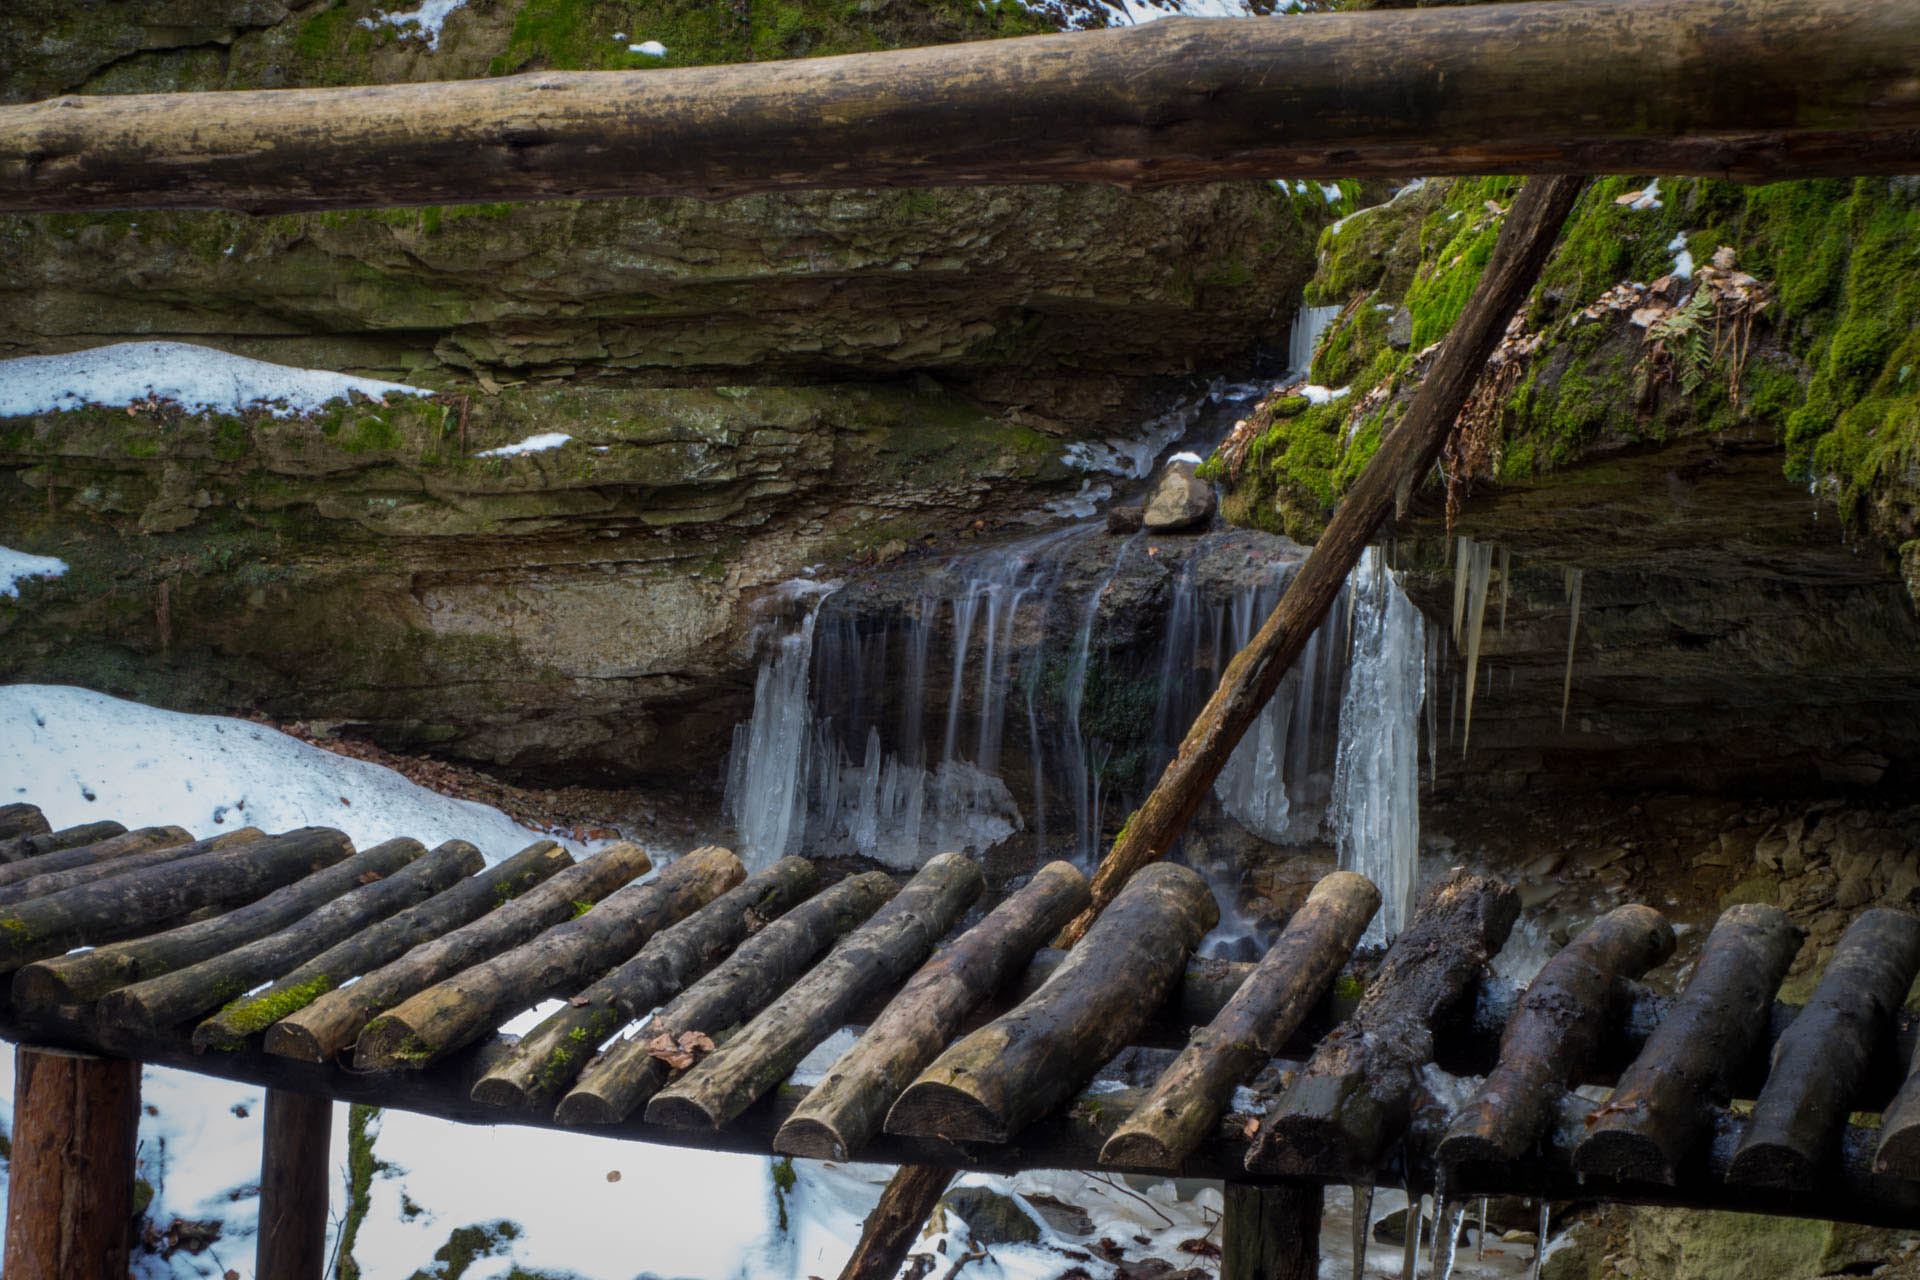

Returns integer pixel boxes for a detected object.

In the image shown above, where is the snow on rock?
[361,0,469,47]
[0,685,576,858]
[629,39,668,55]
[1668,231,1696,280]
[0,546,66,597]
[473,431,572,458]
[0,342,429,420]
[1299,384,1351,405]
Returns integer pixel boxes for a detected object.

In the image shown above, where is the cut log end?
[1432,1130,1508,1171]
[468,1075,532,1111]
[1097,1129,1181,1171]
[552,1091,626,1127]
[1573,1128,1675,1185]
[885,1080,1009,1144]
[1244,1115,1371,1178]
[643,1092,723,1131]
[1874,1125,1920,1179]
[262,1021,328,1064]
[353,1016,428,1073]
[1725,1140,1814,1191]
[772,1116,849,1162]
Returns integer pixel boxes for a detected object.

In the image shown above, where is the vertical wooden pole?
[836,1164,955,1280]
[1222,1181,1322,1280]
[3,1045,141,1280]
[256,1088,335,1280]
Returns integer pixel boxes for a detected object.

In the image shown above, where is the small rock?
[1142,461,1215,532]
[938,1186,1041,1246]
[1834,872,1874,911]
[1387,306,1413,349]
[1106,505,1145,534]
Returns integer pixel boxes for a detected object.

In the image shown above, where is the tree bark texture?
[2,1046,140,1280]
[1101,870,1380,1171]
[1,820,126,864]
[1727,907,1920,1188]
[1222,1182,1322,1280]
[471,855,817,1110]
[555,870,897,1125]
[1247,870,1519,1178]
[0,804,50,844]
[0,826,353,974]
[888,862,1219,1144]
[1876,1028,1920,1177]
[0,825,192,891]
[266,840,644,1063]
[1054,174,1586,949]
[835,1164,957,1280]
[1575,904,1803,1185]
[255,1088,333,1280]
[102,840,482,1035]
[194,839,552,1050]
[646,852,984,1131]
[5,0,1920,216]
[0,827,259,908]
[1440,903,1675,1168]
[356,845,743,1070]
[777,860,1089,1160]
[19,837,425,1012]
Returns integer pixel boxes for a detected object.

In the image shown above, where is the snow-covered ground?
[0,342,427,419]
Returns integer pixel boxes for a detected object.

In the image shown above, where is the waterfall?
[1330,547,1427,943]
[722,582,837,871]
[1288,303,1345,378]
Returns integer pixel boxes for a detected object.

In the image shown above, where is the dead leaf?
[568,995,592,1007]
[647,1033,695,1070]
[1178,1238,1222,1259]
[606,1170,622,1183]
[357,870,384,884]
[1615,188,1647,206]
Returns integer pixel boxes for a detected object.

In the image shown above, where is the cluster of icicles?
[1441,535,1586,758]
[1348,1188,1554,1280]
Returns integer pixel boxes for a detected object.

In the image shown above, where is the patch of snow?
[1320,182,1344,204]
[0,546,66,597]
[1022,479,1113,524]
[474,431,571,458]
[0,342,427,420]
[361,0,468,48]
[0,685,579,857]
[1167,450,1205,466]
[629,39,667,55]
[1299,384,1351,405]
[1623,178,1664,210]
[1667,231,1695,279]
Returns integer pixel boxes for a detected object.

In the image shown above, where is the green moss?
[771,1155,798,1232]
[208,974,337,1046]
[408,1219,524,1280]
[570,898,594,918]
[337,1104,387,1280]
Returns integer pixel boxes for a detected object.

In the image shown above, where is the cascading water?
[1289,303,1345,378]
[1330,547,1428,943]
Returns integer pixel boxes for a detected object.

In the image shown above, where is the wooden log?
[1,819,126,864]
[267,841,646,1062]
[1439,903,1675,1168]
[647,852,985,1131]
[0,825,193,891]
[777,860,1089,1160]
[200,840,559,1051]
[1576,903,1803,1185]
[0,804,50,844]
[1247,870,1519,1178]
[356,846,743,1071]
[0,827,251,909]
[836,1165,957,1280]
[19,836,425,1012]
[887,862,1218,1143]
[1054,175,1586,948]
[2,1046,140,1280]
[555,869,898,1125]
[1876,1029,1920,1177]
[1101,870,1380,1171]
[471,855,818,1110]
[1222,1182,1322,1280]
[114,841,483,1040]
[8,0,1920,217]
[0,826,353,974]
[255,1088,332,1280]
[1726,907,1920,1188]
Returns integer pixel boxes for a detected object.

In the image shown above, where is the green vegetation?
[337,1104,387,1280]
[771,1155,798,1231]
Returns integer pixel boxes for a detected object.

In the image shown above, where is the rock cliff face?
[0,0,1340,782]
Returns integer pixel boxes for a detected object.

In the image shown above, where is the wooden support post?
[1054,173,1586,949]
[256,1088,333,1280]
[3,1045,141,1280]
[836,1164,955,1280]
[1222,1182,1321,1280]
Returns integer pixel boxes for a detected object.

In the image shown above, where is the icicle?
[1561,568,1584,729]
[1460,540,1493,754]
[1434,1197,1467,1280]
[1425,628,1439,789]
[1401,1194,1424,1278]
[1497,546,1512,635]
[1448,673,1458,746]
[1477,1197,1488,1260]
[1528,1200,1551,1280]
[1451,536,1471,643]
[1351,1184,1375,1280]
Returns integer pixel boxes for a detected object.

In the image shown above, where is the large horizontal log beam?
[3,0,1919,215]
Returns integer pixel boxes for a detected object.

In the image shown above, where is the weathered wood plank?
[0,826,353,973]
[1576,904,1803,1185]
[19,836,426,1011]
[357,845,742,1070]
[0,825,190,889]
[556,870,897,1125]
[777,860,1089,1160]
[1,1046,140,1280]
[888,862,1218,1144]
[198,840,560,1052]
[1247,870,1518,1178]
[836,1165,956,1280]
[1439,903,1675,1169]
[471,855,817,1109]
[1222,1182,1321,1280]
[0,825,223,906]
[0,820,125,864]
[1102,870,1379,1171]
[267,841,647,1062]
[647,852,984,1131]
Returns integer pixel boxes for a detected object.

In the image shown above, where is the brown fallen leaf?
[1178,1238,1222,1259]
[647,1033,695,1070]
[606,1170,622,1183]
[357,870,384,884]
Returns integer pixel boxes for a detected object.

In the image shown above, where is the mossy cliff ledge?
[1215,175,1920,794]
[0,0,1335,783]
